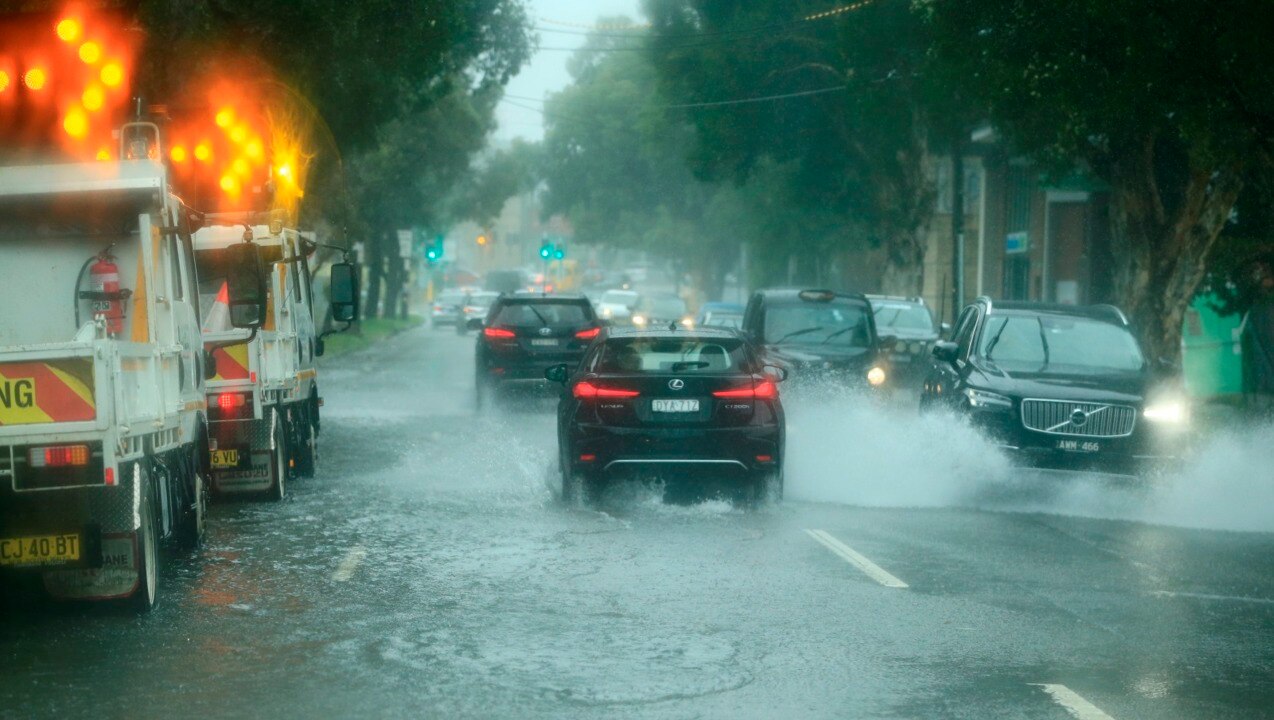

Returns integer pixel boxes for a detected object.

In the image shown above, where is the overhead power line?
[534,0,876,38]
[499,84,848,120]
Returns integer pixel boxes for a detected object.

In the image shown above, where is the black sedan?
[920,298,1189,475]
[472,293,601,408]
[546,327,786,506]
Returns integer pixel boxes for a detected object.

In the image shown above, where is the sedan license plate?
[0,533,81,567]
[531,339,558,347]
[211,449,242,469]
[652,399,700,413]
[1057,439,1101,453]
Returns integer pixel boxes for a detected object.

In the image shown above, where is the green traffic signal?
[539,243,553,259]
[554,248,565,260]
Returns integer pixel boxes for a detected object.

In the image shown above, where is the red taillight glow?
[756,455,774,463]
[483,327,516,339]
[104,467,115,485]
[579,454,597,462]
[29,445,90,468]
[217,393,247,411]
[712,380,778,399]
[574,327,601,340]
[573,381,640,400]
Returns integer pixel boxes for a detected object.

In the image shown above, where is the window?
[873,302,936,333]
[978,315,1145,371]
[762,302,871,347]
[595,338,748,373]
[493,301,590,326]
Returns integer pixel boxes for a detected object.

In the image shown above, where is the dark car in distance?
[742,288,893,390]
[547,327,786,506]
[472,293,601,408]
[920,297,1189,475]
[867,295,943,382]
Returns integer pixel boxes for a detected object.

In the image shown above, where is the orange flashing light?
[232,157,250,176]
[23,67,47,91]
[229,124,248,144]
[276,163,292,179]
[78,41,102,65]
[194,143,212,162]
[96,148,110,161]
[100,63,123,88]
[170,146,187,163]
[245,139,264,160]
[63,108,89,139]
[215,108,234,128]
[82,85,104,111]
[57,18,82,43]
[219,174,240,194]
[0,71,9,93]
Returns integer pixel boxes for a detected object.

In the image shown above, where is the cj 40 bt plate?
[1057,439,1101,453]
[0,533,81,567]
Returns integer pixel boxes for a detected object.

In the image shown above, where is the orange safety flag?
[212,344,251,381]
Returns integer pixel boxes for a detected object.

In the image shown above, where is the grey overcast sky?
[495,0,642,143]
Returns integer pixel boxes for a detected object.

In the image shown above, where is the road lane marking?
[1032,684,1116,720]
[333,545,367,583]
[803,529,908,588]
[1150,590,1274,605]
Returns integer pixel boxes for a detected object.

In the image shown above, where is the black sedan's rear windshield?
[493,301,591,326]
[595,337,748,373]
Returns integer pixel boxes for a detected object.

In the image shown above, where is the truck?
[0,124,269,610]
[194,218,326,499]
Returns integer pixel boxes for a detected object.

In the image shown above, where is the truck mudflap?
[0,358,96,426]
[13,467,145,601]
[209,414,274,492]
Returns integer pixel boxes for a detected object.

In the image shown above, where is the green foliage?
[448,140,544,227]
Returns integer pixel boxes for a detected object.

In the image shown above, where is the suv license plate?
[1057,439,1101,453]
[531,339,558,347]
[652,399,700,413]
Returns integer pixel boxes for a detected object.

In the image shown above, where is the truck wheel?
[131,462,161,612]
[176,457,208,550]
[294,407,318,479]
[268,410,288,501]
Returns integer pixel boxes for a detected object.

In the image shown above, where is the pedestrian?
[1240,261,1274,418]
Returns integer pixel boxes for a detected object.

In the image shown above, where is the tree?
[448,140,544,228]
[923,0,1274,364]
[643,0,965,294]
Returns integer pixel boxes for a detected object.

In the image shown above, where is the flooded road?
[3,326,1274,719]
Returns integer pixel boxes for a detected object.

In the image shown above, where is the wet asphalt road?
[3,324,1274,719]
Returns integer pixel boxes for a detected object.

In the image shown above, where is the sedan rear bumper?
[568,423,781,477]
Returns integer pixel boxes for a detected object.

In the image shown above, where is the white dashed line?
[1032,684,1116,720]
[804,529,908,588]
[332,545,367,583]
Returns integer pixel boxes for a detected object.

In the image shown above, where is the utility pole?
[951,130,966,323]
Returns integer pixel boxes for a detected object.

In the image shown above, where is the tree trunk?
[879,228,926,296]
[384,255,405,321]
[1107,139,1244,366]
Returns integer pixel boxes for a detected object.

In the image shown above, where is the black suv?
[742,288,892,389]
[867,295,943,382]
[546,327,786,506]
[920,298,1188,475]
[473,293,601,408]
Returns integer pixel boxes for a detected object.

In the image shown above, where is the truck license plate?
[1057,439,1101,453]
[211,449,242,469]
[652,399,700,413]
[0,533,81,567]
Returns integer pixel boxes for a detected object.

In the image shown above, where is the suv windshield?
[979,315,1145,371]
[873,302,935,333]
[595,337,748,373]
[600,291,638,306]
[493,301,591,327]
[640,295,687,318]
[763,302,871,348]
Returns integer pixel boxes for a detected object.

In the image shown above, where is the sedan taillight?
[575,327,601,340]
[483,327,516,339]
[573,381,640,399]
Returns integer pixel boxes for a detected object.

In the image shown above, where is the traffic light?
[554,246,566,260]
[539,242,554,259]
[476,235,488,246]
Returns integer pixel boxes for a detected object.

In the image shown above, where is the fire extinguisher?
[85,253,127,335]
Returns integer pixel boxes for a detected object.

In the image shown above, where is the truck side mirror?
[329,262,360,323]
[225,243,267,329]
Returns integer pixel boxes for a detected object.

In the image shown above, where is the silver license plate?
[531,339,558,347]
[652,399,700,413]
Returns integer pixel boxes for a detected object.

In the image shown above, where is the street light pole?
[951,130,966,321]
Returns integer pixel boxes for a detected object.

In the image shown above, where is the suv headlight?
[1144,399,1189,424]
[964,388,1012,409]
